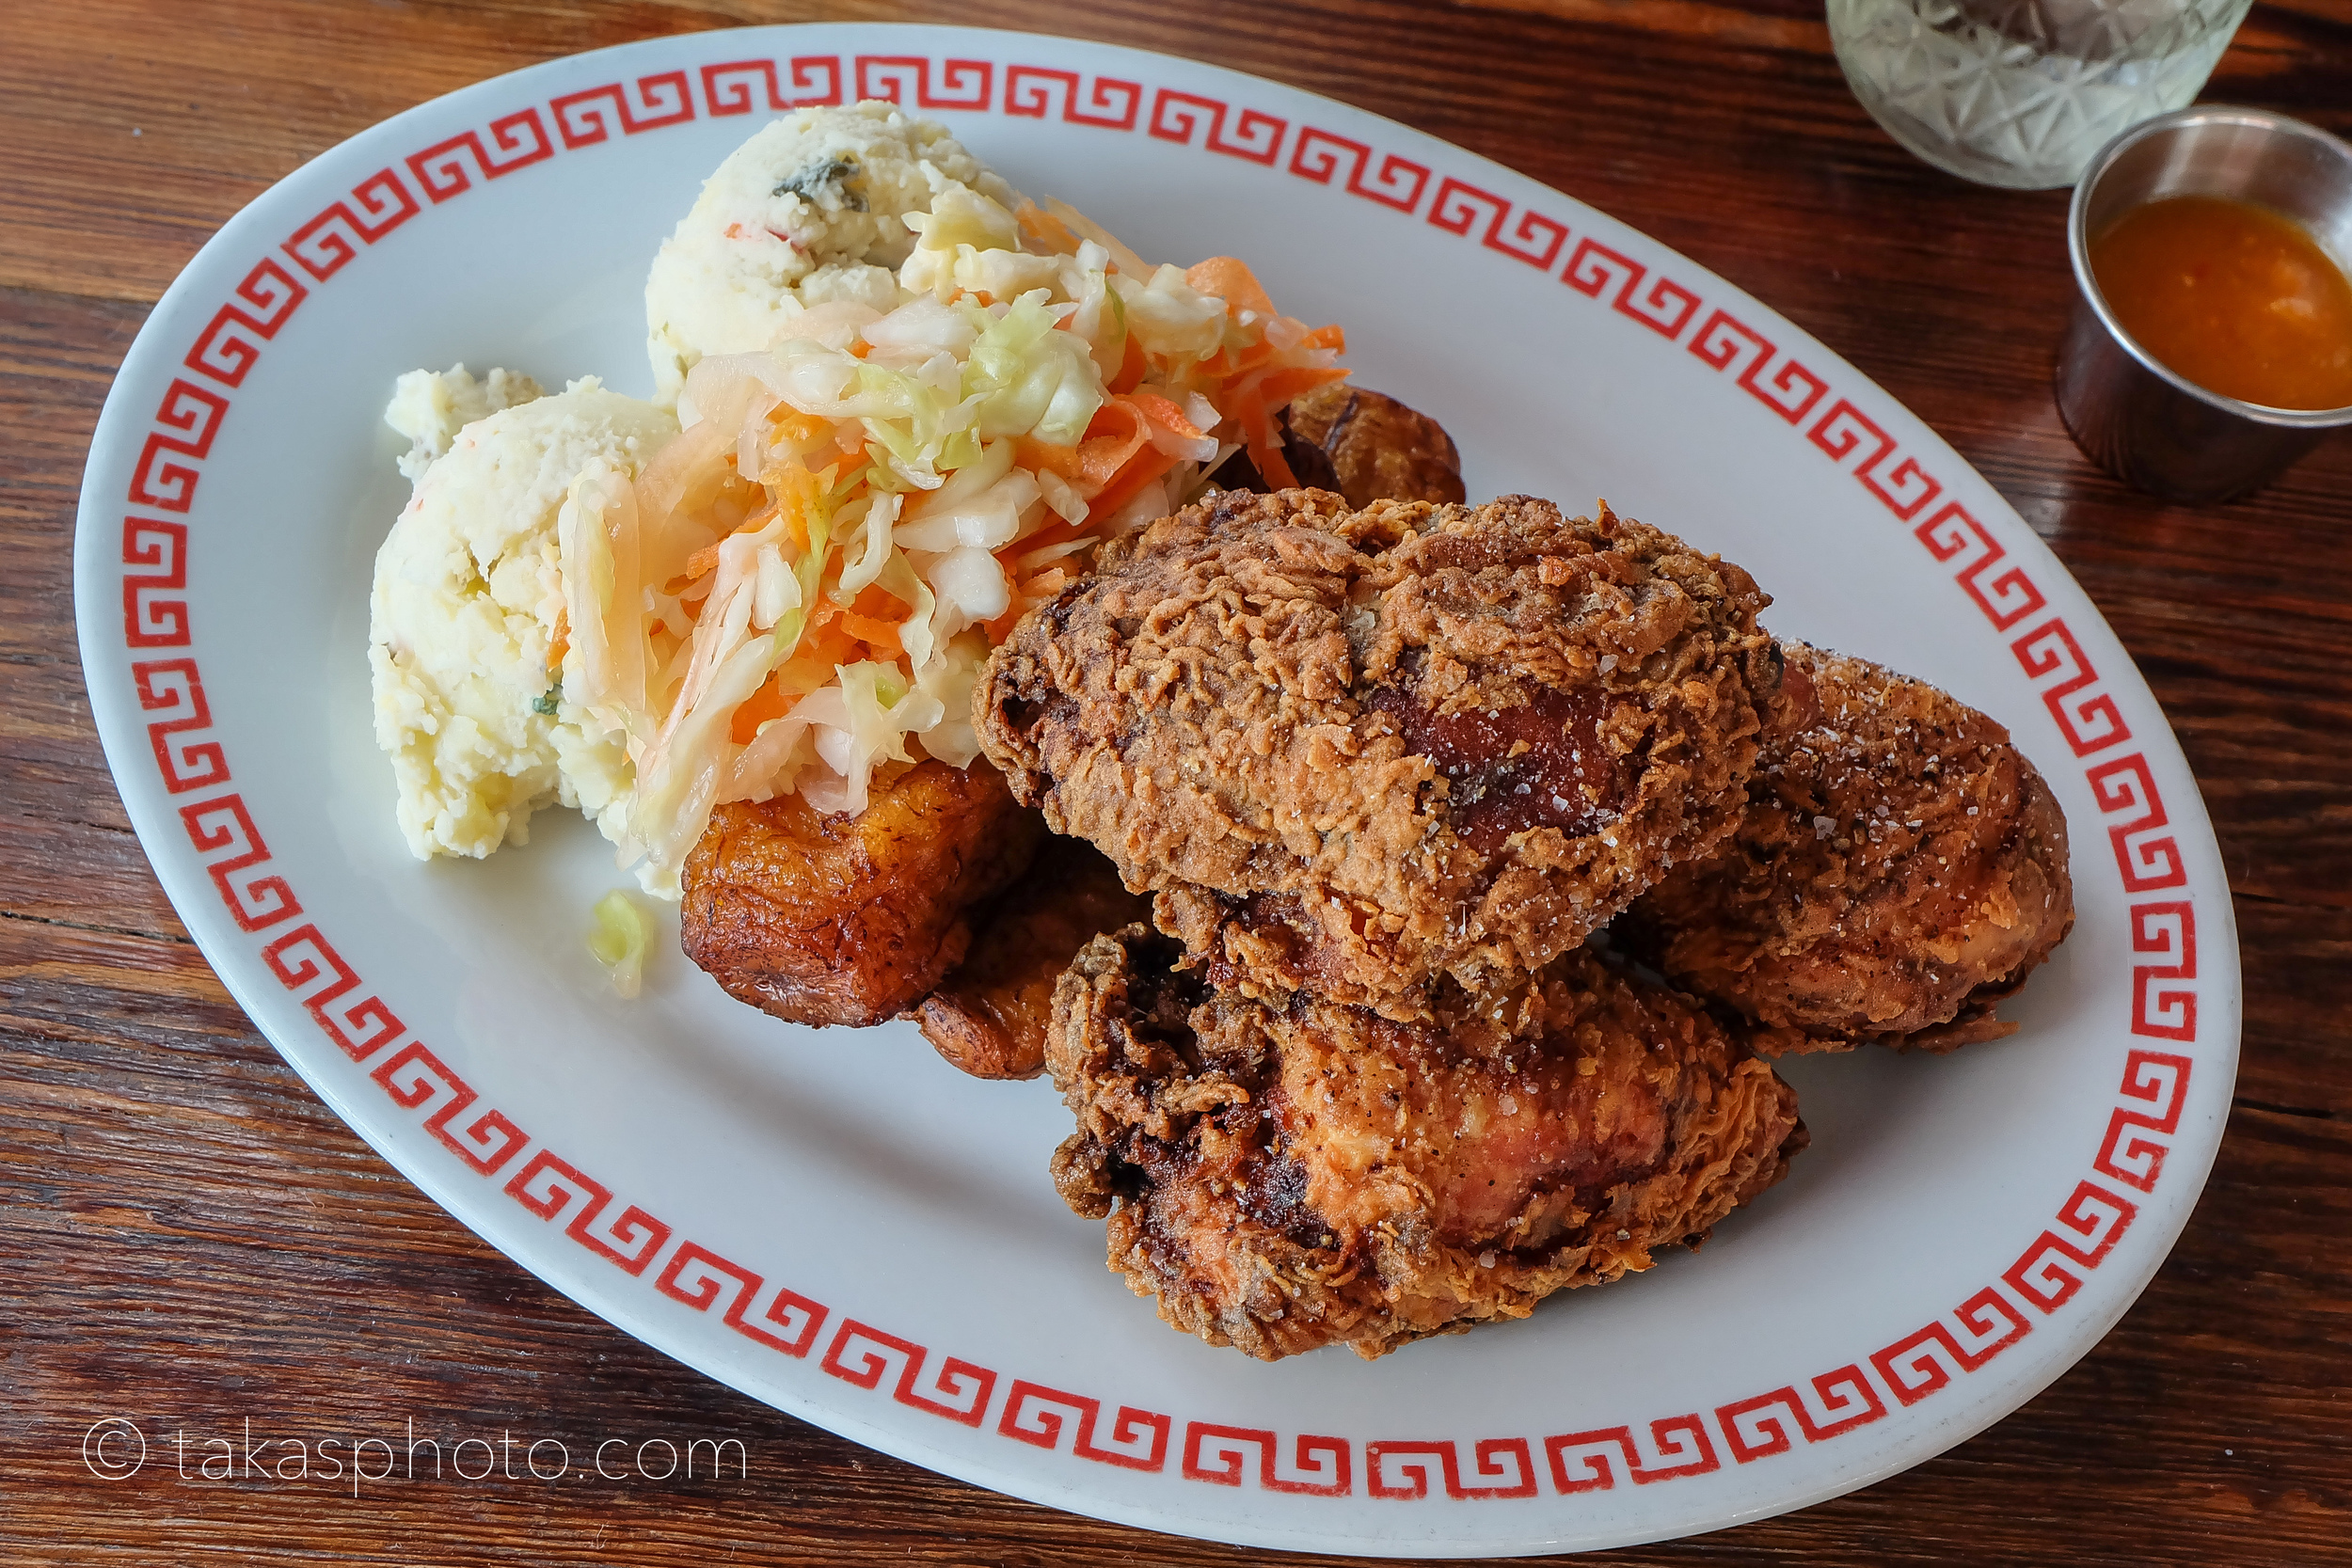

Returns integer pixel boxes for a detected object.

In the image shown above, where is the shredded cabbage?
[587,890,652,998]
[963,292,1104,446]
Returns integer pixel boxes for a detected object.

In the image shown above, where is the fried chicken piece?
[978,489,1781,1022]
[914,394,1462,1077]
[681,758,1045,1027]
[913,836,1152,1079]
[1048,927,1804,1361]
[1615,643,2074,1053]
[1280,383,1467,509]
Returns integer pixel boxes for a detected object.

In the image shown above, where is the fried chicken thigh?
[978,490,1781,1021]
[1616,643,2074,1053]
[913,836,1152,1079]
[1049,927,1804,1360]
[681,757,1044,1027]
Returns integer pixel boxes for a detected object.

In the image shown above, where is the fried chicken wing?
[913,836,1152,1079]
[1048,927,1804,1360]
[1615,643,2074,1053]
[977,489,1781,1021]
[680,757,1045,1027]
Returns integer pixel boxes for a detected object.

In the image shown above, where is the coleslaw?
[564,187,1347,895]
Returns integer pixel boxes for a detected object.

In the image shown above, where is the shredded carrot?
[772,460,839,551]
[1014,436,1084,482]
[1014,198,1087,258]
[771,410,830,444]
[676,499,789,584]
[803,612,860,668]
[1224,383,1297,490]
[1089,445,1179,518]
[1078,401,1153,489]
[1300,323,1346,352]
[839,612,904,659]
[772,641,843,691]
[1108,333,1148,394]
[1185,258,1276,321]
[1126,389,1204,440]
[1248,364,1353,408]
[1196,334,1280,384]
[849,581,914,617]
[729,674,799,744]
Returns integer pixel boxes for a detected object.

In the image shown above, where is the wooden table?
[6,2,2348,1562]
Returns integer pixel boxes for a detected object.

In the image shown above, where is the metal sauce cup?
[2055,106,2352,503]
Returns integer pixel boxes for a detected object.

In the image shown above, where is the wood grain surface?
[5,2,2348,1563]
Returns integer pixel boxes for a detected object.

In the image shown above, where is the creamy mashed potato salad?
[371,373,675,860]
[370,103,1347,897]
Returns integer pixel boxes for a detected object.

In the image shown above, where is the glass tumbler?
[1827,0,2256,189]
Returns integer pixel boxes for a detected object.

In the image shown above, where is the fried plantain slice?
[681,757,1044,1027]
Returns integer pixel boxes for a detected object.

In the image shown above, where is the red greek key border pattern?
[1004,65,1142,130]
[503,1147,674,1275]
[1368,1437,1539,1499]
[657,1241,828,1355]
[699,56,843,115]
[1289,127,1429,214]
[1716,1366,1886,1462]
[283,168,418,283]
[1149,87,1284,166]
[371,1040,530,1175]
[122,516,189,647]
[406,108,555,202]
[1688,308,1828,424]
[179,794,300,932]
[1428,177,1568,269]
[1182,1425,1352,1494]
[999,1381,1171,1470]
[106,44,2219,1508]
[1546,1418,1719,1491]
[855,55,993,111]
[185,258,307,388]
[2095,1049,2193,1193]
[821,1319,996,1427]
[550,71,694,148]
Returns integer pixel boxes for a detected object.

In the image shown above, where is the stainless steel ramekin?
[2055,106,2352,503]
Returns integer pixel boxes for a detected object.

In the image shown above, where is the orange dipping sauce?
[2090,195,2352,413]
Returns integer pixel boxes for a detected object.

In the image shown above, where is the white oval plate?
[73,23,2239,1558]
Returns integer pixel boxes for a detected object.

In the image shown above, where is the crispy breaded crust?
[680,758,1044,1028]
[1617,643,2075,1053]
[978,489,1779,1020]
[913,836,1152,1080]
[1047,927,1804,1361]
